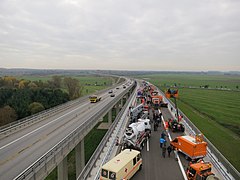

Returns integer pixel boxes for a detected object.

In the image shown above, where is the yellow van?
[100,149,142,180]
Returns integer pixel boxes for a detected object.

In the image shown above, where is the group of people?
[159,131,173,158]
[153,110,162,131]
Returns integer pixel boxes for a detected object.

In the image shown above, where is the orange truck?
[186,160,218,180]
[170,135,207,160]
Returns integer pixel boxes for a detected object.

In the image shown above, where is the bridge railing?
[158,88,240,180]
[77,83,136,180]
[13,81,136,180]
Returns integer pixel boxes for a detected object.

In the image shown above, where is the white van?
[100,149,142,180]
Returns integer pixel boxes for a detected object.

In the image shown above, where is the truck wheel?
[139,164,142,171]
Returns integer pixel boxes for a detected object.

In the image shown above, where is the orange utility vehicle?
[165,88,179,98]
[171,135,207,160]
[186,160,218,180]
[151,91,168,107]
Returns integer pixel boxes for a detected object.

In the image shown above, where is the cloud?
[0,0,240,70]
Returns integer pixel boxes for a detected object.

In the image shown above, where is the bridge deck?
[132,107,184,180]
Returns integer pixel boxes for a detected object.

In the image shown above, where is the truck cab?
[89,95,101,103]
[186,161,216,180]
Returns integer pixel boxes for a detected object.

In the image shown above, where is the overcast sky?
[0,0,240,71]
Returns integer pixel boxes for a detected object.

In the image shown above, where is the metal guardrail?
[158,88,240,180]
[0,77,127,136]
[77,84,136,180]
[14,81,136,180]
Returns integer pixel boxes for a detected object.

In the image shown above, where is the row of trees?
[0,76,83,126]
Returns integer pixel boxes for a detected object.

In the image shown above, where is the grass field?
[136,73,240,171]
[140,73,240,90]
[176,88,240,170]
[16,75,118,96]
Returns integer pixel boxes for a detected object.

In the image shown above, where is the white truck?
[130,104,143,123]
[122,119,151,151]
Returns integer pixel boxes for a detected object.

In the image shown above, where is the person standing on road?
[167,145,172,157]
[162,145,167,158]
[160,137,166,148]
[161,131,166,139]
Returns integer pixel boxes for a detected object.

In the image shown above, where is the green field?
[136,73,240,171]
[141,73,240,90]
[16,75,118,96]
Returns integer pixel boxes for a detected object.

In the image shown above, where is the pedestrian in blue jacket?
[160,137,166,148]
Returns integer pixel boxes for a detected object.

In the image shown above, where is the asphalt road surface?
[132,107,185,180]
[0,85,128,180]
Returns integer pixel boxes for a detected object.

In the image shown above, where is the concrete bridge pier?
[116,102,120,115]
[58,156,68,180]
[76,139,85,179]
[108,108,112,125]
[120,98,124,108]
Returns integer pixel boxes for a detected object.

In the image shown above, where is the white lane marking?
[161,115,188,180]
[147,137,149,151]
[0,102,89,151]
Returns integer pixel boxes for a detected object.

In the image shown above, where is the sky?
[0,0,240,71]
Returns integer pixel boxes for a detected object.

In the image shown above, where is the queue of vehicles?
[99,81,218,180]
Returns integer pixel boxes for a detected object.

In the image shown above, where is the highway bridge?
[0,78,239,180]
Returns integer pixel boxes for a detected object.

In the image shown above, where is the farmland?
[16,75,118,96]
[136,73,240,171]
[142,73,240,90]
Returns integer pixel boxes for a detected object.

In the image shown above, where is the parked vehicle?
[122,121,150,151]
[130,104,143,123]
[100,149,142,180]
[186,160,218,180]
[169,119,185,132]
[171,134,207,160]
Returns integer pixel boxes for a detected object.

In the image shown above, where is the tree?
[29,102,45,114]
[28,82,38,90]
[64,77,81,99]
[48,76,62,89]
[237,85,239,89]
[0,77,4,87]
[3,76,17,88]
[7,89,32,119]
[18,79,30,89]
[52,76,62,88]
[0,89,13,107]
[0,105,17,126]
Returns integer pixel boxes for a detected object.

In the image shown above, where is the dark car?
[110,94,115,97]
